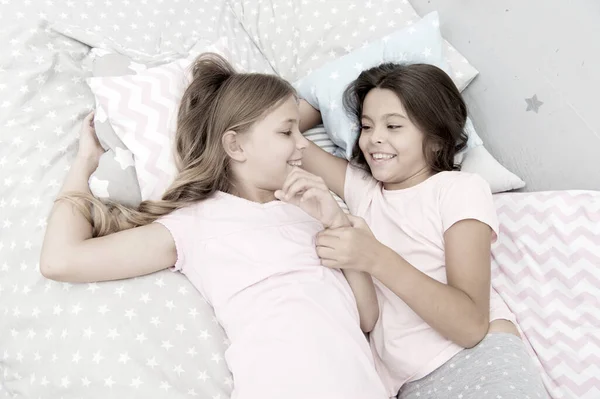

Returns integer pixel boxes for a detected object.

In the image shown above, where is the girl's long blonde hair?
[62,53,295,237]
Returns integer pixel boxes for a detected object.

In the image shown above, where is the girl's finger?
[317,227,345,239]
[316,245,336,259]
[300,187,325,203]
[282,168,326,193]
[281,167,302,193]
[319,258,338,269]
[316,234,338,249]
[283,178,308,201]
[274,189,285,201]
[297,170,328,191]
[284,178,319,201]
[84,111,95,124]
[347,215,367,228]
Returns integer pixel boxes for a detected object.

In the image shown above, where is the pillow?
[229,0,479,91]
[88,51,146,207]
[461,145,525,193]
[491,190,600,399]
[87,38,231,201]
[295,12,525,193]
[88,42,234,205]
[295,12,451,158]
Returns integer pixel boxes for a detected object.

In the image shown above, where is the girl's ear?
[429,138,443,153]
[222,130,246,162]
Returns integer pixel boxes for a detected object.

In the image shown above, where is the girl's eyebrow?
[280,118,298,124]
[382,113,407,119]
[362,113,407,121]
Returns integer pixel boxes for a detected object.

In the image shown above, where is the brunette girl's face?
[358,88,432,190]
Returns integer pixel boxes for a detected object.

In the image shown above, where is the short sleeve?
[344,164,379,215]
[439,173,499,242]
[153,206,196,273]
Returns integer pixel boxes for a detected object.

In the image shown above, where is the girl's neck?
[383,166,435,191]
[228,182,276,204]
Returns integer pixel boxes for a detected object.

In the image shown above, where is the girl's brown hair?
[61,53,295,237]
[343,63,468,174]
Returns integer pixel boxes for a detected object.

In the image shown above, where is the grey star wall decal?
[525,95,544,113]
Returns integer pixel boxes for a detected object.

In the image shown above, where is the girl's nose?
[296,131,309,150]
[370,128,385,144]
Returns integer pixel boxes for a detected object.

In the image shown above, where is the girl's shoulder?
[390,171,490,204]
[159,192,225,224]
[156,193,255,240]
[432,171,492,195]
[432,172,499,239]
[432,171,495,218]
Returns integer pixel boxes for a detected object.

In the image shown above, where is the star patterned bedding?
[0,2,264,398]
[1,1,599,399]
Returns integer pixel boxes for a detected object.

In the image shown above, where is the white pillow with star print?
[295,12,525,193]
[229,0,479,90]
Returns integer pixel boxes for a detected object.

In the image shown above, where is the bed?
[1,1,598,398]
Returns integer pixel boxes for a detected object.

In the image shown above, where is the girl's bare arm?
[370,220,494,348]
[40,156,176,283]
[299,100,349,200]
[40,112,176,283]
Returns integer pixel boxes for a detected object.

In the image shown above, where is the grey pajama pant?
[397,333,548,399]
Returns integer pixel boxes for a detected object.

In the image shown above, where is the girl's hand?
[275,168,347,228]
[316,215,387,273]
[76,111,105,167]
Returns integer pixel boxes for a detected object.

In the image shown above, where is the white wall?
[410,0,600,191]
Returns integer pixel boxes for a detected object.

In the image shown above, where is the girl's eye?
[361,125,371,131]
[281,130,292,136]
[388,125,402,130]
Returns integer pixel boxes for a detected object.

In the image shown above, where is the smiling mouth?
[287,159,302,167]
[370,153,397,162]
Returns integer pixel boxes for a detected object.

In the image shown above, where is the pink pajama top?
[344,166,517,397]
[156,191,388,399]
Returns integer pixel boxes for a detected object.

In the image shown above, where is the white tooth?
[372,153,394,160]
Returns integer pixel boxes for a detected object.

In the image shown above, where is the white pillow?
[87,38,231,201]
[229,0,479,91]
[461,146,525,193]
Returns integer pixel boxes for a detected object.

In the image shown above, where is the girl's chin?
[370,169,390,183]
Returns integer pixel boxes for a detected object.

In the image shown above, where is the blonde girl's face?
[358,88,431,190]
[239,95,309,193]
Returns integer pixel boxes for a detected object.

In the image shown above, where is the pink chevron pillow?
[87,38,231,201]
[491,191,600,399]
